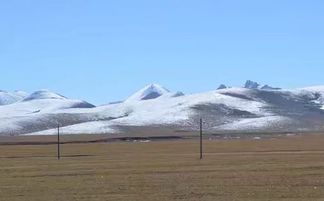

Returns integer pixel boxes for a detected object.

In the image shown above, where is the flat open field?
[1,134,324,201]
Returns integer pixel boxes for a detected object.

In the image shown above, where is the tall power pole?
[200,118,203,160]
[57,124,60,160]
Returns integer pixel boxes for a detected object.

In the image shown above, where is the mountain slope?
[0,90,28,105]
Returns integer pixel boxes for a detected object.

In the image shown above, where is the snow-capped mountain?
[0,90,28,105]
[125,84,183,102]
[2,82,324,136]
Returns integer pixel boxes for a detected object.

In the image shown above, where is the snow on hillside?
[27,121,116,135]
[0,90,28,105]
[0,89,94,118]
[94,88,265,122]
[293,86,324,109]
[124,84,184,102]
[0,99,93,118]
[23,90,66,101]
[215,116,291,131]
[14,90,29,98]
[0,90,95,135]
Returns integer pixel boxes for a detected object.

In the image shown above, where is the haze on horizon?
[1,0,324,104]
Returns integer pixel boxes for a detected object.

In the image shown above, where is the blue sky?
[1,0,324,105]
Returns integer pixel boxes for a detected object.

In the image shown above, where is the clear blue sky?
[1,0,324,105]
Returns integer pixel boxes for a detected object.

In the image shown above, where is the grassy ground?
[1,134,324,201]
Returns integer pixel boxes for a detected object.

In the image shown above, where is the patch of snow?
[139,140,151,143]
[215,116,290,130]
[0,117,24,134]
[26,121,117,135]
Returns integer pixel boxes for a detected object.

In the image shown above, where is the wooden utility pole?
[200,118,203,160]
[57,124,60,160]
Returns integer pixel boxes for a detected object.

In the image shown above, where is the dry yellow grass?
[1,134,324,201]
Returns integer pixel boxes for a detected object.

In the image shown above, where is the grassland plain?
[1,134,324,201]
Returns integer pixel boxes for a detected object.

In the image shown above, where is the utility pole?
[200,118,203,160]
[57,124,60,160]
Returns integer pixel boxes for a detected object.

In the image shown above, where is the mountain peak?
[261,85,281,90]
[217,84,228,90]
[125,84,170,102]
[23,90,67,101]
[172,91,185,97]
[244,80,260,89]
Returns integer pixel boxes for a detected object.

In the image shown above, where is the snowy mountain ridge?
[2,81,324,136]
